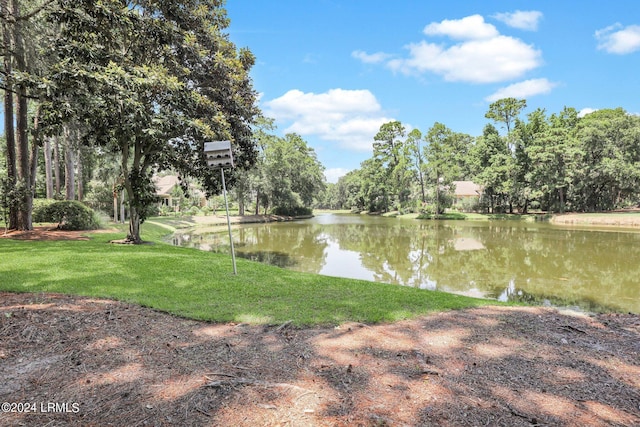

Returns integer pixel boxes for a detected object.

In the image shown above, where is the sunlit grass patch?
[0,222,502,326]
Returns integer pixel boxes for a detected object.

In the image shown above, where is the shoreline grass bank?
[0,222,500,326]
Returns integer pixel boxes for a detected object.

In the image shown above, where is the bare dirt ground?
[1,294,638,427]
[1,228,639,426]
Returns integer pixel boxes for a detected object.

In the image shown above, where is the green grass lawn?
[0,223,500,326]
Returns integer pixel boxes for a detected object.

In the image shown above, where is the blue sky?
[226,1,640,182]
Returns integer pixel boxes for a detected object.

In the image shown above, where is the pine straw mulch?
[0,293,638,427]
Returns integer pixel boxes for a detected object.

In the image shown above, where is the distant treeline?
[317,99,640,214]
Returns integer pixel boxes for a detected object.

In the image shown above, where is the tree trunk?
[255,191,260,215]
[127,204,142,243]
[44,137,54,198]
[2,0,17,229]
[113,188,118,222]
[53,136,61,197]
[120,190,125,223]
[124,177,141,242]
[29,106,40,193]
[418,170,426,204]
[235,184,244,216]
[63,125,75,200]
[435,170,441,216]
[14,0,32,230]
[238,197,244,216]
[76,146,83,201]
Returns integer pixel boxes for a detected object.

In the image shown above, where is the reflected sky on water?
[171,214,640,313]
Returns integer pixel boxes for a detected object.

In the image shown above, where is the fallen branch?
[203,377,312,394]
[275,320,293,332]
[559,325,587,334]
[204,372,237,381]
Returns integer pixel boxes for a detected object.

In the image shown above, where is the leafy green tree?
[525,108,580,212]
[373,121,405,167]
[44,0,259,242]
[481,98,528,213]
[1,0,55,230]
[485,97,527,135]
[334,170,366,211]
[573,108,640,211]
[357,157,391,212]
[261,133,325,215]
[510,108,546,213]
[406,129,426,203]
[471,124,512,213]
[373,120,411,209]
[424,123,462,214]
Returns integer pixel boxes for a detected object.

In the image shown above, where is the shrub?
[32,198,57,212]
[272,206,312,217]
[33,200,100,230]
[456,197,481,213]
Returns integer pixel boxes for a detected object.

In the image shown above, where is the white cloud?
[352,50,391,64]
[595,23,640,54]
[263,89,393,152]
[485,78,557,102]
[423,14,498,40]
[324,168,351,183]
[388,35,542,83]
[578,108,597,118]
[493,11,543,31]
[383,15,542,83]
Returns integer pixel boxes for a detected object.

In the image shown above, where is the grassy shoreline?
[391,210,640,227]
[0,222,500,326]
[6,210,634,326]
[146,209,640,231]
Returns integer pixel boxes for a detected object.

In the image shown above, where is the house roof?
[154,175,206,199]
[452,181,482,197]
[154,175,180,196]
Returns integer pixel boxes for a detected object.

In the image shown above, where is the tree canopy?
[40,0,259,241]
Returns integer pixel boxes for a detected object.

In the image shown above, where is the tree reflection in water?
[171,214,640,313]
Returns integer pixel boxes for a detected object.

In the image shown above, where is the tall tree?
[357,157,390,212]
[424,122,460,215]
[406,128,426,204]
[1,0,48,230]
[525,108,580,212]
[261,133,325,214]
[373,120,409,209]
[1,0,17,228]
[485,97,527,135]
[471,124,511,213]
[45,0,259,242]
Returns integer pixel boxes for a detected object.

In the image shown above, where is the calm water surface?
[171,214,640,313]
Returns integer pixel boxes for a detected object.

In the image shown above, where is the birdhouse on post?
[203,140,237,274]
[204,141,234,169]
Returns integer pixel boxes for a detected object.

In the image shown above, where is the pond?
[170,214,640,313]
